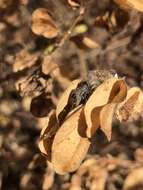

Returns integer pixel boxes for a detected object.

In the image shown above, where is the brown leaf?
[82,37,100,49]
[108,79,127,103]
[99,80,127,141]
[67,0,80,8]
[116,87,143,121]
[114,0,143,12]
[100,103,117,141]
[84,78,127,138]
[13,49,39,72]
[30,94,54,117]
[56,79,81,119]
[52,108,90,174]
[38,111,58,161]
[42,56,58,75]
[123,167,143,190]
[31,8,59,38]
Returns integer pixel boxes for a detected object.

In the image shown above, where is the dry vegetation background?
[0,0,143,189]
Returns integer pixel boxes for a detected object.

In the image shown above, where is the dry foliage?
[39,73,143,174]
[114,0,143,12]
[31,8,59,38]
[1,0,143,189]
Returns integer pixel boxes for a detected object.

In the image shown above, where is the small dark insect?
[58,69,117,124]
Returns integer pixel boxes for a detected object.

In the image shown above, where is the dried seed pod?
[31,8,59,38]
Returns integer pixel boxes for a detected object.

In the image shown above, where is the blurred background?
[0,0,143,189]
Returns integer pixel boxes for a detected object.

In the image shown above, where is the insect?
[58,69,118,124]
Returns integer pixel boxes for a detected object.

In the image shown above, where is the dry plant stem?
[45,5,85,57]
[0,6,85,84]
[56,6,85,48]
[0,36,130,84]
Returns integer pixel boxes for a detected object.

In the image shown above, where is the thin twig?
[0,6,85,84]
[45,6,85,56]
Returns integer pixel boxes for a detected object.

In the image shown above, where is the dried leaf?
[100,103,117,141]
[109,79,127,103]
[114,0,143,12]
[84,78,127,138]
[30,94,54,117]
[52,108,90,174]
[123,167,143,190]
[67,0,80,8]
[42,56,57,75]
[99,80,127,140]
[82,37,100,49]
[38,111,58,160]
[56,79,81,119]
[31,8,59,38]
[13,49,38,72]
[116,87,143,121]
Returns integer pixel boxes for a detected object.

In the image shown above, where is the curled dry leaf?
[116,87,143,122]
[114,0,143,12]
[38,110,58,160]
[39,71,143,174]
[52,108,90,174]
[100,103,117,141]
[84,78,127,138]
[123,167,143,190]
[56,79,81,119]
[31,8,59,38]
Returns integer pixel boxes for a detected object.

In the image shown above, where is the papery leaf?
[67,0,80,8]
[38,111,58,161]
[56,79,81,120]
[100,103,117,141]
[31,8,59,38]
[114,0,143,12]
[109,79,127,103]
[52,108,90,174]
[99,80,127,140]
[116,87,143,121]
[84,78,127,138]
